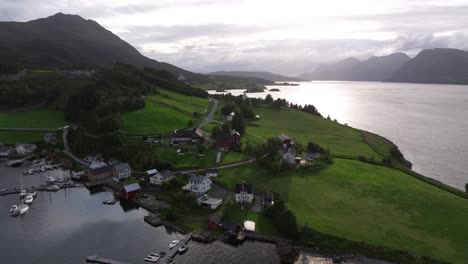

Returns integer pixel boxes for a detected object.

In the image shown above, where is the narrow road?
[178,156,256,174]
[62,127,90,166]
[198,98,219,129]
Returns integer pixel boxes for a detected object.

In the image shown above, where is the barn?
[119,183,141,200]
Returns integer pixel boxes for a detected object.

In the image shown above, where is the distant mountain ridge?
[299,53,411,81]
[388,48,468,84]
[0,13,194,77]
[209,71,303,82]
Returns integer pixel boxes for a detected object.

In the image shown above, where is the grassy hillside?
[215,159,468,263]
[149,90,210,114]
[248,106,381,159]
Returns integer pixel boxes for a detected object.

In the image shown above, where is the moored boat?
[169,240,179,249]
[18,204,29,215]
[178,245,188,253]
[24,194,34,204]
[7,160,23,167]
[46,185,60,192]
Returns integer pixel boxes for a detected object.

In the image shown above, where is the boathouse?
[207,213,223,229]
[119,183,141,200]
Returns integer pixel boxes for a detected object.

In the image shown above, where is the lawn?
[122,100,195,134]
[0,131,46,144]
[223,200,280,236]
[247,106,382,159]
[0,109,67,128]
[215,160,468,263]
[149,90,211,114]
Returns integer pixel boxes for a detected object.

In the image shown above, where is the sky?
[1,0,468,76]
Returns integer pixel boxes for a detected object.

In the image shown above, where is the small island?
[244,86,266,93]
[274,82,299,86]
[269,88,280,92]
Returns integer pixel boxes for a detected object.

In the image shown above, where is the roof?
[158,170,174,179]
[122,183,141,193]
[146,169,158,175]
[244,221,256,231]
[219,220,239,231]
[209,213,223,224]
[172,128,202,139]
[230,129,240,136]
[0,145,14,152]
[113,163,131,173]
[189,173,209,184]
[206,168,218,174]
[277,134,291,141]
[235,183,253,194]
[89,166,112,175]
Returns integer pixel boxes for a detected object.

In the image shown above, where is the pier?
[0,183,85,196]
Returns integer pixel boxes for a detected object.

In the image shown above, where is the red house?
[207,213,223,229]
[216,129,241,152]
[119,183,141,200]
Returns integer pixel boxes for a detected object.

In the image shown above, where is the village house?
[219,220,241,235]
[216,129,241,152]
[15,144,37,155]
[235,183,254,204]
[44,132,58,143]
[169,128,204,145]
[262,191,274,208]
[112,163,132,182]
[86,165,113,182]
[182,173,212,194]
[278,134,296,165]
[119,183,141,200]
[226,112,236,121]
[197,195,223,209]
[207,213,223,229]
[149,170,174,185]
[205,168,219,177]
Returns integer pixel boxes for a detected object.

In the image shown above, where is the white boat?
[18,204,29,215]
[10,205,18,214]
[20,189,27,199]
[178,245,188,253]
[24,194,34,204]
[7,160,23,167]
[46,185,60,192]
[169,240,179,249]
[29,190,37,198]
[46,176,57,183]
[144,253,161,263]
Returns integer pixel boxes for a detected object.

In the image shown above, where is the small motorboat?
[169,240,179,249]
[165,259,175,264]
[46,176,57,183]
[46,185,60,192]
[24,194,34,204]
[10,205,18,214]
[144,253,161,262]
[18,204,29,215]
[178,245,188,253]
[8,160,23,167]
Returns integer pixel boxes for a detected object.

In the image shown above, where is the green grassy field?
[0,109,67,128]
[215,159,468,263]
[122,100,195,134]
[248,107,381,159]
[149,90,211,114]
[223,200,280,236]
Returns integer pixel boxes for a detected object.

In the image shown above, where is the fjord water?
[223,81,468,190]
[0,162,280,264]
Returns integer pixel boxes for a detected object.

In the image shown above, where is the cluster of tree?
[0,58,24,74]
[263,198,299,239]
[306,141,333,165]
[290,103,322,117]
[0,80,60,107]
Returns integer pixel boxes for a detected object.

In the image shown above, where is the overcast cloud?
[1,0,468,75]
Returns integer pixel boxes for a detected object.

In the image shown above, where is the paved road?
[178,157,256,174]
[198,98,219,129]
[62,127,90,166]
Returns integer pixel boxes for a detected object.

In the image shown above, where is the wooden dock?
[85,255,129,264]
[0,183,85,196]
[158,232,193,263]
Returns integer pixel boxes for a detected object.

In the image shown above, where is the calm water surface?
[212,82,468,189]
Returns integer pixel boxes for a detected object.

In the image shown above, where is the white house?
[149,170,174,185]
[205,168,219,178]
[235,183,254,204]
[15,144,37,154]
[282,145,296,165]
[226,112,235,121]
[112,163,132,182]
[183,174,212,194]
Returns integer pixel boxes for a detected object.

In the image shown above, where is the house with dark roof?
[86,165,113,182]
[219,219,241,235]
[205,168,219,177]
[216,129,241,152]
[235,183,254,204]
[277,134,293,148]
[112,163,132,182]
[182,173,212,194]
[169,128,203,145]
[149,170,174,185]
[119,183,141,200]
[207,213,223,229]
